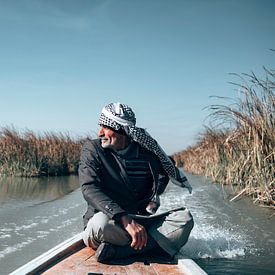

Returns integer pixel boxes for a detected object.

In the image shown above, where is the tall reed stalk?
[0,127,83,177]
[174,67,275,207]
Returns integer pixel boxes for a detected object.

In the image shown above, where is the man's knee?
[162,208,194,249]
[169,209,194,248]
[83,212,110,248]
[166,208,193,225]
[90,212,110,234]
[83,212,130,248]
[180,214,194,245]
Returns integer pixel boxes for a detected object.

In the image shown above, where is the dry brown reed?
[174,67,275,207]
[0,127,83,177]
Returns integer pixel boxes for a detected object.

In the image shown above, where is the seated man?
[79,102,194,263]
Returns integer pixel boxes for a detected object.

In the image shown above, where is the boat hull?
[10,233,207,274]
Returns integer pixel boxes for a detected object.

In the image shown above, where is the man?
[79,102,193,263]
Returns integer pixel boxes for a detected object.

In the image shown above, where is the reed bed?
[0,127,83,177]
[174,67,275,207]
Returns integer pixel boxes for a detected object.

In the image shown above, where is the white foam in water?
[37,230,50,239]
[180,223,248,259]
[0,227,13,232]
[161,181,256,260]
[14,222,38,231]
[0,238,35,259]
[0,216,80,261]
[55,217,79,230]
[0,234,11,239]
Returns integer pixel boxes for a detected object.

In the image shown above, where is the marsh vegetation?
[0,128,82,177]
[173,66,274,207]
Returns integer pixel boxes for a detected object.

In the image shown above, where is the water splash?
[160,179,259,260]
[181,223,250,259]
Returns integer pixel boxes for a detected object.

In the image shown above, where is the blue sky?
[0,0,274,154]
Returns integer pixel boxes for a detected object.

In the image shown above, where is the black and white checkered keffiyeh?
[99,102,192,193]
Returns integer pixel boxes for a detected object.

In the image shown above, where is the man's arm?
[79,140,126,219]
[79,140,148,250]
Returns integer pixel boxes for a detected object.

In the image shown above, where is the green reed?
[174,67,275,207]
[0,127,83,177]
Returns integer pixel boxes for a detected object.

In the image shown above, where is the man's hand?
[120,215,147,250]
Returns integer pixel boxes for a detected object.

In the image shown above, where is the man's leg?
[82,212,131,249]
[82,212,163,263]
[148,208,194,257]
[95,209,193,263]
[95,233,161,263]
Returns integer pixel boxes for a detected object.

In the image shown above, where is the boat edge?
[178,259,208,275]
[9,233,208,275]
[9,233,84,275]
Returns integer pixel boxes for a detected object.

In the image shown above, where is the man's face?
[98,125,128,150]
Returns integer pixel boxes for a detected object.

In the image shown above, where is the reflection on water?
[0,176,79,203]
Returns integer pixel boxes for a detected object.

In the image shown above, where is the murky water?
[0,174,274,274]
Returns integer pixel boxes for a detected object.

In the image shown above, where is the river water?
[0,173,274,275]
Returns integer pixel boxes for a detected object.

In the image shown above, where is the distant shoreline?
[0,127,82,177]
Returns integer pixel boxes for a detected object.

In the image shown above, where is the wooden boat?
[10,233,207,274]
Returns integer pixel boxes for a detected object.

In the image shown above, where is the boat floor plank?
[42,247,184,275]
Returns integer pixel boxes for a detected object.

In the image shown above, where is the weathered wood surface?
[42,246,183,275]
[10,233,207,275]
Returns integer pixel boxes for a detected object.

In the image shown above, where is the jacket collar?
[116,141,139,158]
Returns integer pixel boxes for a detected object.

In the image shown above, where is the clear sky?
[0,0,274,154]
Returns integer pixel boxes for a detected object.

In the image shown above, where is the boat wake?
[161,178,257,260]
[180,223,251,259]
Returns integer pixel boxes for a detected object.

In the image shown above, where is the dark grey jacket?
[79,139,169,228]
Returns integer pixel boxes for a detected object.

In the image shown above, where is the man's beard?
[100,137,113,149]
